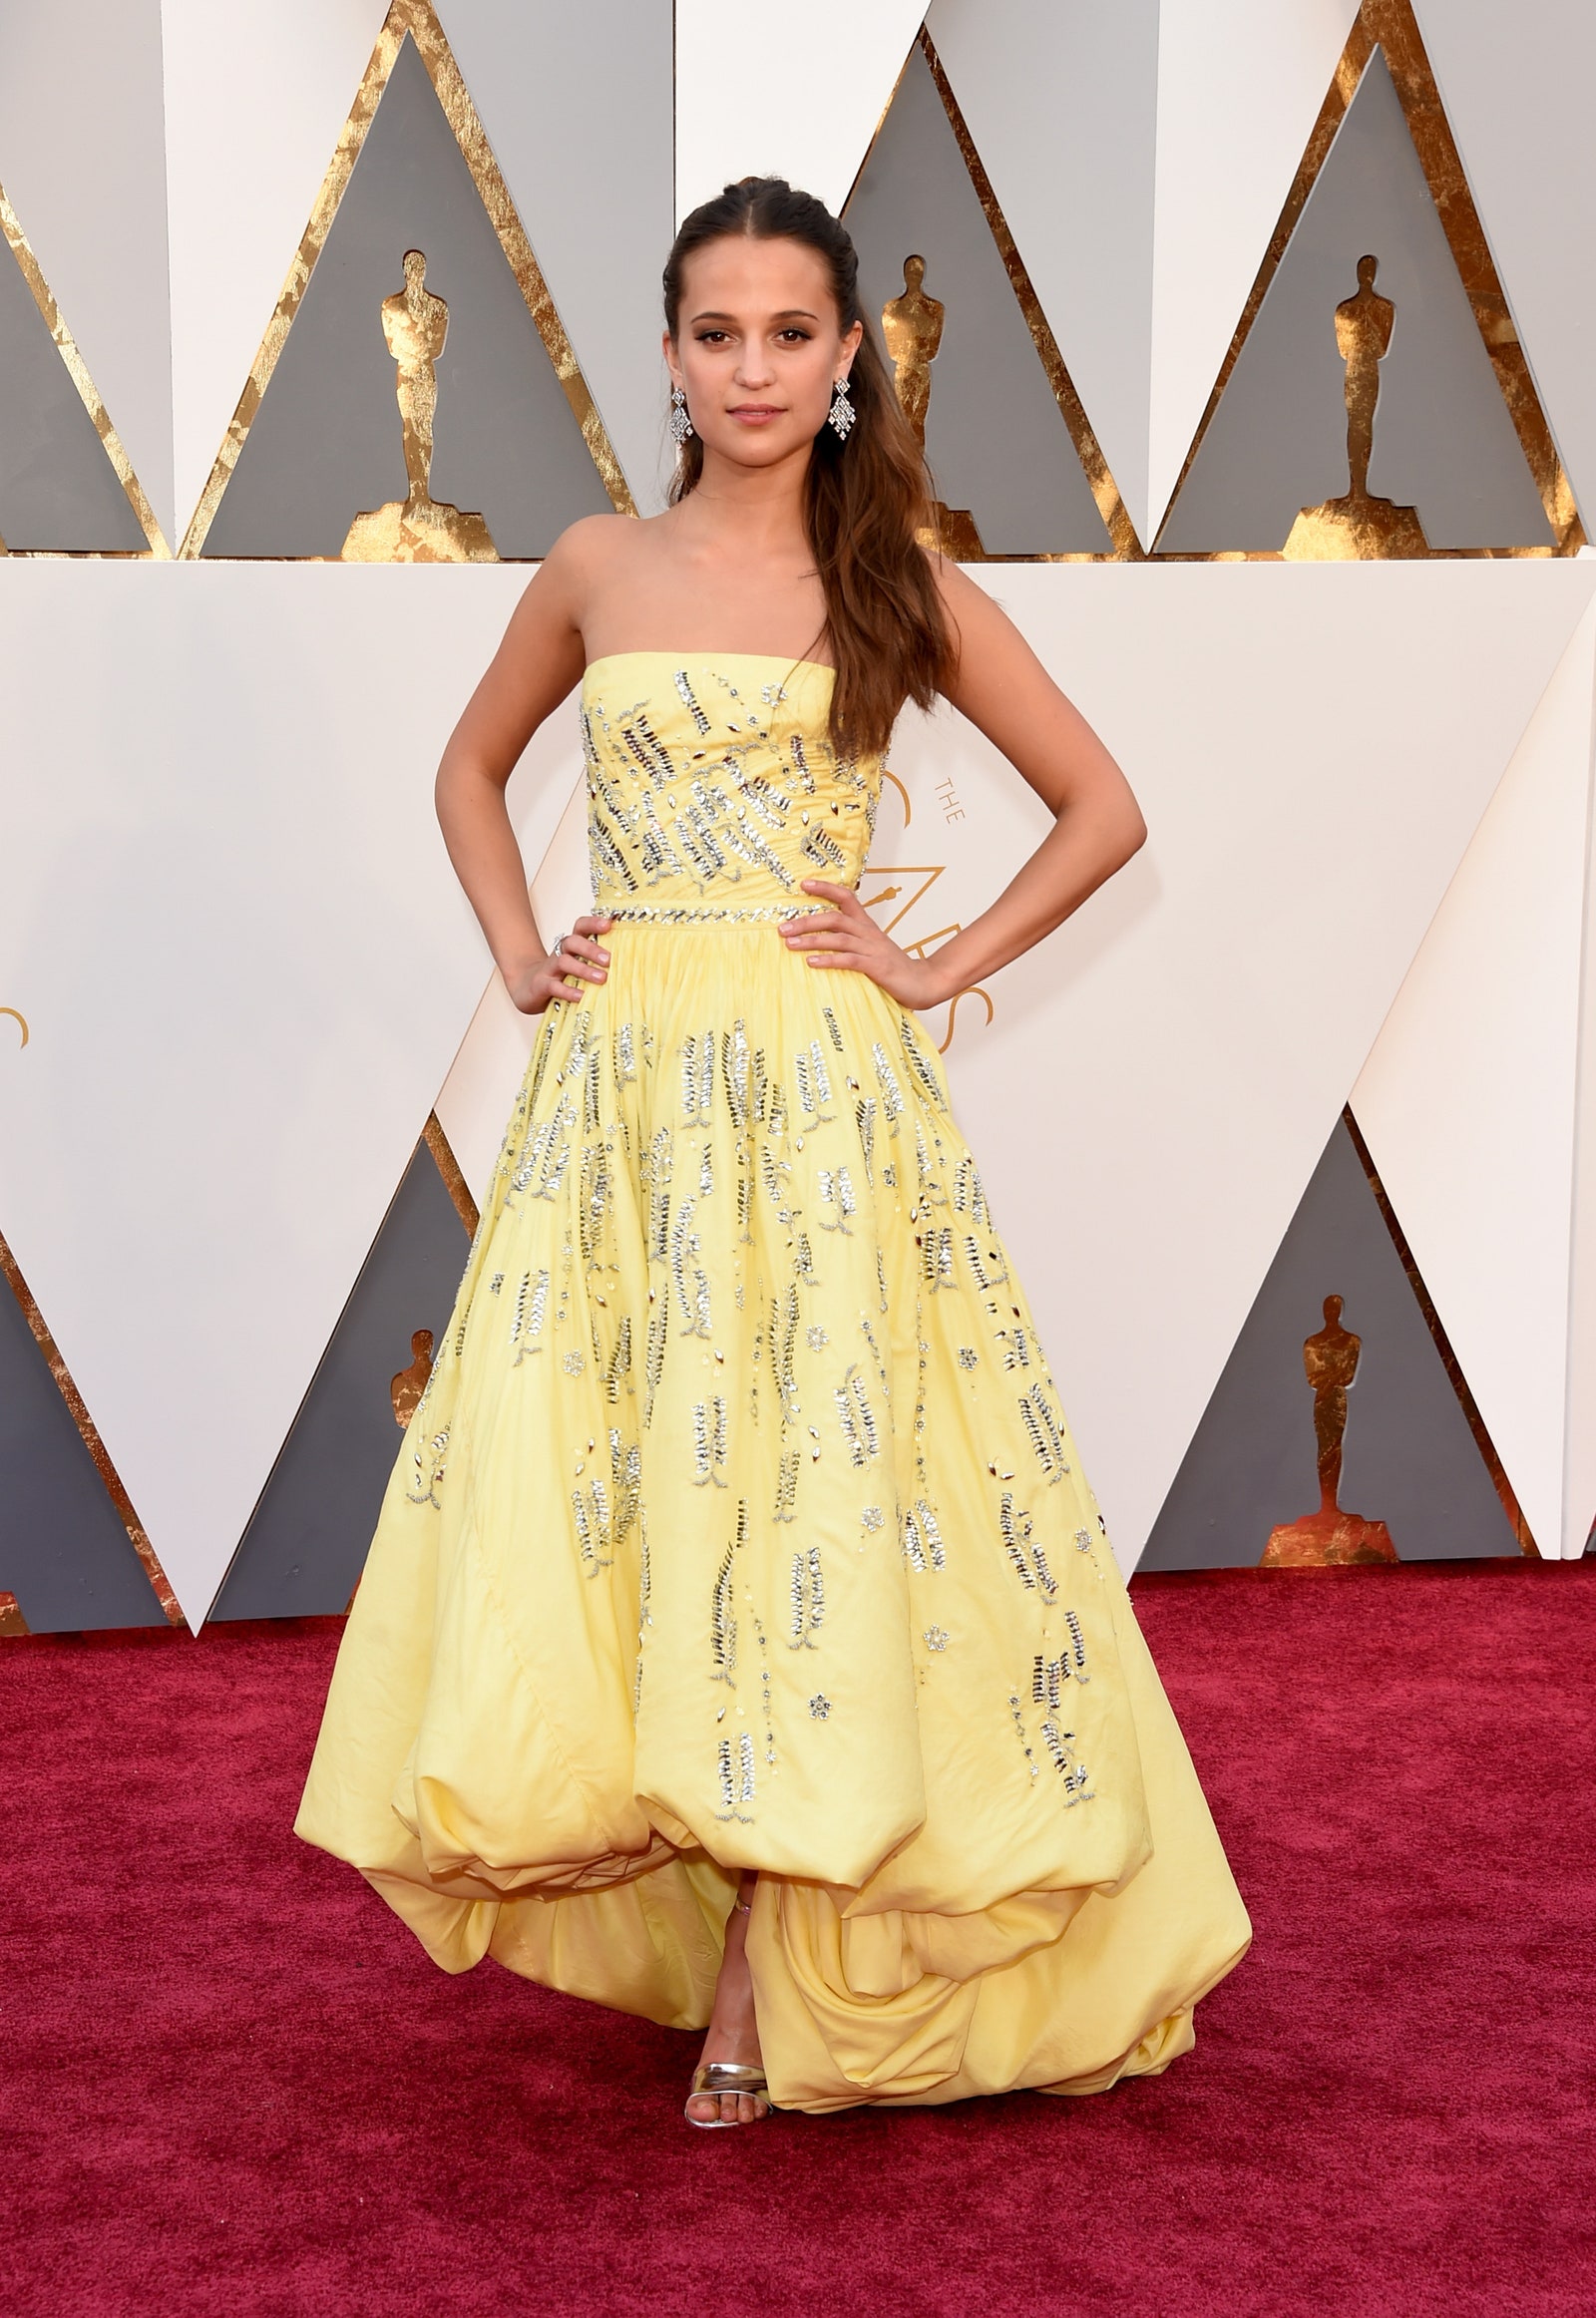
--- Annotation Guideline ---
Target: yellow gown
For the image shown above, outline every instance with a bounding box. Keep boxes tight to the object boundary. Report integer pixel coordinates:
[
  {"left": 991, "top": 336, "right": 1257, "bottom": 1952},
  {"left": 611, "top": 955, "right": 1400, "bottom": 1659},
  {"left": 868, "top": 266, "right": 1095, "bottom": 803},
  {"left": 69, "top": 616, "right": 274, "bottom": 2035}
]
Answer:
[{"left": 296, "top": 650, "right": 1250, "bottom": 2112}]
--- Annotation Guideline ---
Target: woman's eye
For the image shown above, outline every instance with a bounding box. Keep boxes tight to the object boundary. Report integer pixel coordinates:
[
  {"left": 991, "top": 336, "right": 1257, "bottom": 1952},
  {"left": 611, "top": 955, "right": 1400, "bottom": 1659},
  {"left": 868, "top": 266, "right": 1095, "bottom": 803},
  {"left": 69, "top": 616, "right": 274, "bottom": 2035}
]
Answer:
[
  {"left": 778, "top": 329, "right": 812, "bottom": 343},
  {"left": 694, "top": 330, "right": 728, "bottom": 345}
]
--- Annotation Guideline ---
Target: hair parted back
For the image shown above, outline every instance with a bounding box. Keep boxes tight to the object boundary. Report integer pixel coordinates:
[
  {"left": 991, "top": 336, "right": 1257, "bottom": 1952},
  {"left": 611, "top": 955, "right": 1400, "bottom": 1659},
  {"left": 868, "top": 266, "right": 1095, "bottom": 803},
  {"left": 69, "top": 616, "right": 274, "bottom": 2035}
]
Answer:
[{"left": 662, "top": 176, "right": 955, "bottom": 762}]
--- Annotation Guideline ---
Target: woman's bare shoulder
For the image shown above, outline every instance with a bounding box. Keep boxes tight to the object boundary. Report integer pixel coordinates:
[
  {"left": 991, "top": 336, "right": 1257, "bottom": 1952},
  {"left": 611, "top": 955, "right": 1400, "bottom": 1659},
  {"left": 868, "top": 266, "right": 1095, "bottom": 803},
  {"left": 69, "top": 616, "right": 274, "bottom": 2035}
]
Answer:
[
  {"left": 924, "top": 549, "right": 1011, "bottom": 666},
  {"left": 545, "top": 510, "right": 677, "bottom": 577},
  {"left": 540, "top": 512, "right": 639, "bottom": 582},
  {"left": 924, "top": 548, "right": 992, "bottom": 619},
  {"left": 921, "top": 550, "right": 1059, "bottom": 710}
]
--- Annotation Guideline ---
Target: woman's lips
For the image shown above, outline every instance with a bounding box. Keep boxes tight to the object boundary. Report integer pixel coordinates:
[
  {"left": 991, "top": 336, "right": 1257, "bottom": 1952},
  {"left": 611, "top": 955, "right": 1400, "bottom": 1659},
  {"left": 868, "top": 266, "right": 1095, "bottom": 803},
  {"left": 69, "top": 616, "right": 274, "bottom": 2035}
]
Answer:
[{"left": 729, "top": 405, "right": 783, "bottom": 424}]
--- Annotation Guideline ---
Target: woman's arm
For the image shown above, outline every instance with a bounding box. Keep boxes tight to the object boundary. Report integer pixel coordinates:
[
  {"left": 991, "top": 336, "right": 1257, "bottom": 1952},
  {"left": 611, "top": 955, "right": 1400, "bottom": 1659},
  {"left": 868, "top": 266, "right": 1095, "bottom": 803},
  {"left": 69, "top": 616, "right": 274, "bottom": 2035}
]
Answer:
[
  {"left": 434, "top": 519, "right": 619, "bottom": 1013},
  {"left": 781, "top": 560, "right": 1145, "bottom": 1006}
]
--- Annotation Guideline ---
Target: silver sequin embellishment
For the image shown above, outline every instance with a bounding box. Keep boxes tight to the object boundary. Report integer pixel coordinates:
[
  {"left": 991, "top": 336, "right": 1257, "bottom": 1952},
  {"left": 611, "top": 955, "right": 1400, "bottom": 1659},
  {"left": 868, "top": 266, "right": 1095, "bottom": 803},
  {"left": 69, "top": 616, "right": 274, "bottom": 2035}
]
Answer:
[
  {"left": 789, "top": 1546, "right": 825, "bottom": 1649},
  {"left": 711, "top": 1545, "right": 737, "bottom": 1686},
  {"left": 833, "top": 1364, "right": 881, "bottom": 1465},
  {"left": 1039, "top": 1720, "right": 1092, "bottom": 1801},
  {"left": 998, "top": 1491, "right": 1057, "bottom": 1600},
  {"left": 901, "top": 1497, "right": 947, "bottom": 1573},
  {"left": 1018, "top": 1386, "right": 1069, "bottom": 1480},
  {"left": 600, "top": 903, "right": 830, "bottom": 923},
  {"left": 691, "top": 1395, "right": 728, "bottom": 1486},
  {"left": 715, "top": 1731, "right": 756, "bottom": 1821}
]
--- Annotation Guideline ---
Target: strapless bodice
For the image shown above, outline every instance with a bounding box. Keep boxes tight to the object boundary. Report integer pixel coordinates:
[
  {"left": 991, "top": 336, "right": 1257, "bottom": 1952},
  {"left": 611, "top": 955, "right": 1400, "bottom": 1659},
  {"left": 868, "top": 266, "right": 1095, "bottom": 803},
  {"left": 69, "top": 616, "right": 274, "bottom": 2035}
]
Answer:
[{"left": 581, "top": 651, "right": 880, "bottom": 918}]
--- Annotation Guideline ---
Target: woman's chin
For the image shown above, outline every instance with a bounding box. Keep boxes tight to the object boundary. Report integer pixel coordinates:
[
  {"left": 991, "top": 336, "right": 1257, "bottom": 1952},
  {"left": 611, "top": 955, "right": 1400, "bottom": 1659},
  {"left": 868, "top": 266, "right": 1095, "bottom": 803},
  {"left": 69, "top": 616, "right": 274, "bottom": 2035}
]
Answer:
[{"left": 702, "top": 425, "right": 815, "bottom": 468}]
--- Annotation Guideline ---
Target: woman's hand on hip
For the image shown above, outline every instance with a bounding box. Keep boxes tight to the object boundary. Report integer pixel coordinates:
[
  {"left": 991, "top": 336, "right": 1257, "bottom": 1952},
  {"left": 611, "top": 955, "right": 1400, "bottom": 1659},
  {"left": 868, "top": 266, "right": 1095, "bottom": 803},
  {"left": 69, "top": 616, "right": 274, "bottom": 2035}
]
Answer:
[
  {"left": 504, "top": 913, "right": 613, "bottom": 1014},
  {"left": 779, "top": 881, "right": 953, "bottom": 1009}
]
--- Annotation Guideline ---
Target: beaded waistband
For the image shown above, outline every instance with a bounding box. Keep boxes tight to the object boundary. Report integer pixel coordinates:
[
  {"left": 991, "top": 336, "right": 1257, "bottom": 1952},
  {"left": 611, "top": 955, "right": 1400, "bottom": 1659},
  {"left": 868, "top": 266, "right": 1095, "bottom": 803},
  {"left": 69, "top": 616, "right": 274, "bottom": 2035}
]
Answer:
[{"left": 594, "top": 902, "right": 834, "bottom": 924}]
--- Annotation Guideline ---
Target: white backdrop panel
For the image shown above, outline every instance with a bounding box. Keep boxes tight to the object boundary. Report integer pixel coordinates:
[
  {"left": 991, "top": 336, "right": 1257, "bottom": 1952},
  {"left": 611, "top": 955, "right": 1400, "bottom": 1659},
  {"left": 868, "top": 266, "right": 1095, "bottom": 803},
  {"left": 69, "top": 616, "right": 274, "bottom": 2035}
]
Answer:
[
  {"left": 672, "top": 0, "right": 928, "bottom": 224},
  {"left": 0, "top": 560, "right": 577, "bottom": 1627},
  {"left": 927, "top": 0, "right": 1158, "bottom": 548},
  {"left": 1354, "top": 595, "right": 1596, "bottom": 1557},
  {"left": 879, "top": 561, "right": 1593, "bottom": 1570},
  {"left": 0, "top": 0, "right": 176, "bottom": 544},
  {"left": 1148, "top": 0, "right": 1362, "bottom": 542},
  {"left": 1567, "top": 728, "right": 1596, "bottom": 1562},
  {"left": 161, "top": 0, "right": 391, "bottom": 547},
  {"left": 1413, "top": 0, "right": 1596, "bottom": 532}
]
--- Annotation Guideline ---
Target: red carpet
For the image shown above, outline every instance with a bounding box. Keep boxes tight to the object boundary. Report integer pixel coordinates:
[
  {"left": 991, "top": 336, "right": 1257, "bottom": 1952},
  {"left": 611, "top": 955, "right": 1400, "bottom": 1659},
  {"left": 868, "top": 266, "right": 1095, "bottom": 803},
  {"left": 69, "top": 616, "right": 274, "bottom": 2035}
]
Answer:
[{"left": 4, "top": 1561, "right": 1593, "bottom": 2317}]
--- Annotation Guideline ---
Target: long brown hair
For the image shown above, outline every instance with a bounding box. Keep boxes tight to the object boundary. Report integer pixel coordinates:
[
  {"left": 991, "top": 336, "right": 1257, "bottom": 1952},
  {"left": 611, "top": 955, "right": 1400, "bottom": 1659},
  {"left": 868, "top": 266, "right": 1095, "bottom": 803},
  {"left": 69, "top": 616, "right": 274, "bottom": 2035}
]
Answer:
[{"left": 662, "top": 177, "right": 954, "bottom": 761}]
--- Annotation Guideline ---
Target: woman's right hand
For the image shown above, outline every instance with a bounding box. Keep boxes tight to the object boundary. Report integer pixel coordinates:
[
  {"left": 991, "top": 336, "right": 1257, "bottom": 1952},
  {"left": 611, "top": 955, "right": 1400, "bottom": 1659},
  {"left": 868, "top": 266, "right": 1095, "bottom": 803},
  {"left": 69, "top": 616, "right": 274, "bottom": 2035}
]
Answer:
[{"left": 504, "top": 914, "right": 613, "bottom": 1014}]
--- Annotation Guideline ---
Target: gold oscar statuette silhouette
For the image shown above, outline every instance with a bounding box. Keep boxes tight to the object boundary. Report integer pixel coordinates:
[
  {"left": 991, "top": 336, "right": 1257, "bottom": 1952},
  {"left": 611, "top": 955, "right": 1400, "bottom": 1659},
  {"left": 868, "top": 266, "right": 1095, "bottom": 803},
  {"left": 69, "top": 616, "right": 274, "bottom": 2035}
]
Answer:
[
  {"left": 1262, "top": 1295, "right": 1398, "bottom": 1566},
  {"left": 882, "top": 255, "right": 984, "bottom": 560},
  {"left": 1284, "top": 255, "right": 1428, "bottom": 561},
  {"left": 341, "top": 249, "right": 500, "bottom": 564},
  {"left": 390, "top": 1328, "right": 435, "bottom": 1427},
  {"left": 0, "top": 1591, "right": 30, "bottom": 1637}
]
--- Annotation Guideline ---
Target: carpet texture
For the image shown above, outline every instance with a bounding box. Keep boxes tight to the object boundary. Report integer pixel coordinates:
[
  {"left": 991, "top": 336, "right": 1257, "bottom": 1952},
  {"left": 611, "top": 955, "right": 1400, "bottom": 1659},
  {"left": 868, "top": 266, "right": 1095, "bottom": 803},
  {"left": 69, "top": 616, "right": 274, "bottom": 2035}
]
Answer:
[{"left": 3, "top": 1560, "right": 1592, "bottom": 2317}]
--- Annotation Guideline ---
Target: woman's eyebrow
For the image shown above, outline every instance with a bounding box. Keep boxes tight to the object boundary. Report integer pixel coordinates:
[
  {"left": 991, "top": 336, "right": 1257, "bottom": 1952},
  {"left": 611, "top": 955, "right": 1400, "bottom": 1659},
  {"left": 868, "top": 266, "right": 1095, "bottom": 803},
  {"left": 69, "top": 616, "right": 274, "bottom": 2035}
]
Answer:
[{"left": 687, "top": 307, "right": 822, "bottom": 324}]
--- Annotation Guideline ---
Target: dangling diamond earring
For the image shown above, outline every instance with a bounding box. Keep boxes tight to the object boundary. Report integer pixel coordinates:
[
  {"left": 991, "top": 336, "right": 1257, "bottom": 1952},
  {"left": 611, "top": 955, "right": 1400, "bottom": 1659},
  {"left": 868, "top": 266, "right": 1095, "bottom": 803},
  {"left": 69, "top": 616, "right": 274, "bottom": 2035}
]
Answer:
[
  {"left": 828, "top": 375, "right": 856, "bottom": 442},
  {"left": 669, "top": 385, "right": 693, "bottom": 446}
]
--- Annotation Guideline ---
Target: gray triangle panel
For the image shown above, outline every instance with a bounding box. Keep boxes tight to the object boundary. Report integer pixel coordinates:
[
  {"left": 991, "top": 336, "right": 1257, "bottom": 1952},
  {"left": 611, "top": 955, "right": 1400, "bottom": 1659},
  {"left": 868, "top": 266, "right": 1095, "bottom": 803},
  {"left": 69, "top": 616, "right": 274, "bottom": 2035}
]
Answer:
[
  {"left": 1157, "top": 49, "right": 1553, "bottom": 555},
  {"left": 844, "top": 46, "right": 1111, "bottom": 556},
  {"left": 200, "top": 33, "right": 611, "bottom": 559},
  {"left": 0, "top": 1265, "right": 168, "bottom": 1630},
  {"left": 208, "top": 1137, "right": 470, "bottom": 1620},
  {"left": 1140, "top": 1116, "right": 1518, "bottom": 1569},
  {"left": 0, "top": 232, "right": 148, "bottom": 552}
]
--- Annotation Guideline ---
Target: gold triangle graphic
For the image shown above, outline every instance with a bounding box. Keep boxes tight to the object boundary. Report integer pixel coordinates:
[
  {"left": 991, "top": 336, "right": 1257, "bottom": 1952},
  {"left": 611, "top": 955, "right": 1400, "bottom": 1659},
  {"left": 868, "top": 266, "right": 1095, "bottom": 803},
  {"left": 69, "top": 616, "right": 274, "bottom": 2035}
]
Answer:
[
  {"left": 0, "top": 1226, "right": 185, "bottom": 1626},
  {"left": 1154, "top": 0, "right": 1582, "bottom": 561},
  {"left": 858, "top": 861, "right": 951, "bottom": 940},
  {"left": 179, "top": 0, "right": 635, "bottom": 561},
  {"left": 919, "top": 30, "right": 1142, "bottom": 563},
  {"left": 423, "top": 1109, "right": 479, "bottom": 1235},
  {"left": 846, "top": 28, "right": 1141, "bottom": 562},
  {"left": 0, "top": 182, "right": 170, "bottom": 559}
]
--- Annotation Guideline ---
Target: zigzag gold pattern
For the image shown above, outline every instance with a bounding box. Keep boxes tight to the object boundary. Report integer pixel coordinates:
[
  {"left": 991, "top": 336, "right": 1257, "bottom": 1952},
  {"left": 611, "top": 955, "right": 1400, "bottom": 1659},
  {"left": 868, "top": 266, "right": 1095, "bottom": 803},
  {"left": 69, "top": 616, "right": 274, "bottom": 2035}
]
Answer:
[
  {"left": 178, "top": 0, "right": 635, "bottom": 560},
  {"left": 0, "top": 1227, "right": 185, "bottom": 1625},
  {"left": 1153, "top": 0, "right": 1583, "bottom": 561},
  {"left": 0, "top": 181, "right": 170, "bottom": 558}
]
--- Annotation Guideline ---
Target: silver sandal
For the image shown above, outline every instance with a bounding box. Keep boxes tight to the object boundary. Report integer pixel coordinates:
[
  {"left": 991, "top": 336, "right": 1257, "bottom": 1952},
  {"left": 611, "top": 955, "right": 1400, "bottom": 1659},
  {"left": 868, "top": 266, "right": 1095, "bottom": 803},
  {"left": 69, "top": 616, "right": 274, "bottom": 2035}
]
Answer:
[{"left": 684, "top": 2061, "right": 775, "bottom": 2127}]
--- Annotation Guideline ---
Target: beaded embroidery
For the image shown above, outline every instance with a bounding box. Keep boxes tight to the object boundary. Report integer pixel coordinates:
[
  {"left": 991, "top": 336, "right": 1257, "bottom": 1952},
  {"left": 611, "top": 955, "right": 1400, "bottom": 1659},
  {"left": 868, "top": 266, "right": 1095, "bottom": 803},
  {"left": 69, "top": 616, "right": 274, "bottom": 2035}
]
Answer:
[
  {"left": 902, "top": 1497, "right": 947, "bottom": 1573},
  {"left": 715, "top": 1731, "right": 756, "bottom": 1821},
  {"left": 788, "top": 1546, "right": 825, "bottom": 1649}
]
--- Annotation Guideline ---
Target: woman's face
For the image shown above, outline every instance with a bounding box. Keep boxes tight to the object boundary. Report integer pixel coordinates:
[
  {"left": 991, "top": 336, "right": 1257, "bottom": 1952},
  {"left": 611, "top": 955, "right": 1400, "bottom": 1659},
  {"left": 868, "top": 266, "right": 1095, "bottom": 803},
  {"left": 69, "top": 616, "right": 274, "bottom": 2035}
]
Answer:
[{"left": 665, "top": 234, "right": 863, "bottom": 471}]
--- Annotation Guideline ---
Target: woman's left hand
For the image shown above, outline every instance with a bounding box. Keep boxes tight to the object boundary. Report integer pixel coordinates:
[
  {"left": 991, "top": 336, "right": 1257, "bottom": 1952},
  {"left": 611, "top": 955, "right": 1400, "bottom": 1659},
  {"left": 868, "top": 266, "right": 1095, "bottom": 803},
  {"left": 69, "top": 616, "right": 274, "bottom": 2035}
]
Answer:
[{"left": 778, "top": 879, "right": 952, "bottom": 1009}]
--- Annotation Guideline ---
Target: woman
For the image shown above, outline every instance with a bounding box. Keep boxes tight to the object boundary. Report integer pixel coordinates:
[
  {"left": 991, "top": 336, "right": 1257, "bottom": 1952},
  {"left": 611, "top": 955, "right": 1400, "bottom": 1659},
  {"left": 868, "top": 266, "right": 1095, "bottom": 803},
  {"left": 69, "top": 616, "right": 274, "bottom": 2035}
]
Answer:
[{"left": 297, "top": 178, "right": 1249, "bottom": 2126}]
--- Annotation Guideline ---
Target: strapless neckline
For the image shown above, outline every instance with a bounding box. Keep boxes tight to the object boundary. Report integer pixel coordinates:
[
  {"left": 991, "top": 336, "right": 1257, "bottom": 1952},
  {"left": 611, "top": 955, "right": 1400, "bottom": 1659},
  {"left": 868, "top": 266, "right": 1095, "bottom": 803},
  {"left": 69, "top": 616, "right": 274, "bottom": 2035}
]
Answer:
[{"left": 583, "top": 648, "right": 835, "bottom": 687}]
